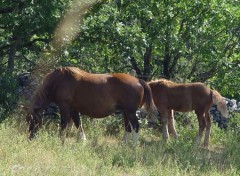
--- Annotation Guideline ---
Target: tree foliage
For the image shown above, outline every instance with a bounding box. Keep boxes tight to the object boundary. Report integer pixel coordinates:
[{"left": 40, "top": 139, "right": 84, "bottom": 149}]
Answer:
[
  {"left": 87, "top": 1, "right": 238, "bottom": 76},
  {"left": 0, "top": 0, "right": 69, "bottom": 74},
  {"left": 0, "top": 0, "right": 70, "bottom": 119},
  {"left": 0, "top": 0, "right": 240, "bottom": 117},
  {"left": 67, "top": 0, "right": 239, "bottom": 97}
]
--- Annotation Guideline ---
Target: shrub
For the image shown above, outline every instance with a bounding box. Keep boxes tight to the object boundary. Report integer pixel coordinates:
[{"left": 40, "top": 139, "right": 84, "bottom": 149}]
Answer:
[{"left": 0, "top": 73, "right": 18, "bottom": 122}]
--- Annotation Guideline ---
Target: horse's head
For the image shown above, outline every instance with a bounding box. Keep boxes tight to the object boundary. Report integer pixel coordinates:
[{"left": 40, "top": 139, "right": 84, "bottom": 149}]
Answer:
[
  {"left": 22, "top": 104, "right": 42, "bottom": 140},
  {"left": 27, "top": 111, "right": 42, "bottom": 140}
]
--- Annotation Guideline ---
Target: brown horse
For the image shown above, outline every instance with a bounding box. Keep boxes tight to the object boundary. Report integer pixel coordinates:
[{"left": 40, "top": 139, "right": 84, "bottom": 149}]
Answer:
[
  {"left": 27, "top": 67, "right": 158, "bottom": 143},
  {"left": 148, "top": 79, "right": 228, "bottom": 147}
]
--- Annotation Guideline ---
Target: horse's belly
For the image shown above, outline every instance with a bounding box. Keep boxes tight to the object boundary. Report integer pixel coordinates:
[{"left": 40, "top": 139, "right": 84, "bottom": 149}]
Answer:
[
  {"left": 172, "top": 104, "right": 193, "bottom": 112},
  {"left": 82, "top": 109, "right": 115, "bottom": 118},
  {"left": 74, "top": 103, "right": 116, "bottom": 118}
]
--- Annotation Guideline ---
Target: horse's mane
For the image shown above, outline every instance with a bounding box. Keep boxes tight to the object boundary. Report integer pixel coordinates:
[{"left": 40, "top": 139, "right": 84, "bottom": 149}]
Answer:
[
  {"left": 29, "top": 67, "right": 87, "bottom": 112},
  {"left": 59, "top": 67, "right": 87, "bottom": 77}
]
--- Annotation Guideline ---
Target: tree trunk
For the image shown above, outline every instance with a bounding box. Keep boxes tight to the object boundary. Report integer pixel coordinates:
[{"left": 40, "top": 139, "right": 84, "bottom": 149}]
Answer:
[
  {"left": 7, "top": 36, "right": 17, "bottom": 73},
  {"left": 143, "top": 44, "right": 153, "bottom": 81},
  {"left": 7, "top": 1, "right": 24, "bottom": 74},
  {"left": 129, "top": 56, "right": 142, "bottom": 78},
  {"left": 163, "top": 27, "right": 171, "bottom": 79},
  {"left": 163, "top": 42, "right": 171, "bottom": 79}
]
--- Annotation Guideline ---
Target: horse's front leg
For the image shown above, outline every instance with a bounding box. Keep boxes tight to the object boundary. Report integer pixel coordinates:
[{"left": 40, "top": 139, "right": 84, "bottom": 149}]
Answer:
[
  {"left": 160, "top": 110, "right": 169, "bottom": 140},
  {"left": 195, "top": 112, "right": 206, "bottom": 146},
  {"left": 71, "top": 111, "right": 86, "bottom": 142},
  {"left": 76, "top": 118, "right": 86, "bottom": 142},
  {"left": 203, "top": 111, "right": 211, "bottom": 147},
  {"left": 168, "top": 109, "right": 178, "bottom": 138},
  {"left": 59, "top": 104, "right": 72, "bottom": 145}
]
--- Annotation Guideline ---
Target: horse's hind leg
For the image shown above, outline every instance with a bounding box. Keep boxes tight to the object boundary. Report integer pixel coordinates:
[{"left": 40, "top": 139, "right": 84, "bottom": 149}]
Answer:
[
  {"left": 195, "top": 112, "right": 206, "bottom": 145},
  {"left": 71, "top": 111, "right": 86, "bottom": 141},
  {"left": 168, "top": 110, "right": 178, "bottom": 138},
  {"left": 203, "top": 111, "right": 211, "bottom": 147},
  {"left": 122, "top": 111, "right": 139, "bottom": 144},
  {"left": 122, "top": 117, "right": 130, "bottom": 143}
]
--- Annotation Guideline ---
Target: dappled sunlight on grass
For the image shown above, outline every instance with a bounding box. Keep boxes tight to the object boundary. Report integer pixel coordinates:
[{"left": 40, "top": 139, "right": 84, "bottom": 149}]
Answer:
[{"left": 0, "top": 113, "right": 240, "bottom": 175}]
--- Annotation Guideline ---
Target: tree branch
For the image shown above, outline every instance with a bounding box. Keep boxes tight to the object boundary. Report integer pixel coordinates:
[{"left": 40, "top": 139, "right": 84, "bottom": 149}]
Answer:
[
  {"left": 0, "top": 38, "right": 51, "bottom": 51},
  {"left": 143, "top": 44, "right": 153, "bottom": 81},
  {"left": 0, "top": 7, "right": 15, "bottom": 14}
]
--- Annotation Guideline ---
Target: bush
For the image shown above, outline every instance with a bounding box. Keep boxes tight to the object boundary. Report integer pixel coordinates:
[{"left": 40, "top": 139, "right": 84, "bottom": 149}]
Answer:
[{"left": 0, "top": 73, "right": 18, "bottom": 122}]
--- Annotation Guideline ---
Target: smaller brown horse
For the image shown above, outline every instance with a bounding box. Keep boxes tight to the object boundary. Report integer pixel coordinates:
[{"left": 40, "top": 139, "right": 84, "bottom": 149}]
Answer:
[
  {"left": 148, "top": 79, "right": 228, "bottom": 147},
  {"left": 27, "top": 67, "right": 158, "bottom": 144}
]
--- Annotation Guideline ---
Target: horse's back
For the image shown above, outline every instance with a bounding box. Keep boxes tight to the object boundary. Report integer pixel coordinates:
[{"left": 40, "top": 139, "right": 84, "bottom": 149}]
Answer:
[
  {"left": 148, "top": 80, "right": 212, "bottom": 112},
  {"left": 75, "top": 73, "right": 143, "bottom": 117}
]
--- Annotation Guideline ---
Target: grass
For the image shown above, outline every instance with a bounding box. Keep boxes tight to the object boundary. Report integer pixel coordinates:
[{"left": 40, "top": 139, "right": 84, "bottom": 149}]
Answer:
[{"left": 0, "top": 112, "right": 240, "bottom": 176}]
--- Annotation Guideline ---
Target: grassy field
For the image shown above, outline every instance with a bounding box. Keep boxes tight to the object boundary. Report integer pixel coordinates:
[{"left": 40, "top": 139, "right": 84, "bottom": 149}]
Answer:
[{"left": 0, "top": 112, "right": 240, "bottom": 176}]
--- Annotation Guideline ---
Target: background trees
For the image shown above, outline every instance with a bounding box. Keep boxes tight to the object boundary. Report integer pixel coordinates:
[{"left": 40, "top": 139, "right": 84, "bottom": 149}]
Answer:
[
  {"left": 0, "top": 0, "right": 240, "bottom": 118},
  {"left": 0, "top": 0, "right": 70, "bottom": 73},
  {"left": 0, "top": 0, "right": 70, "bottom": 120}
]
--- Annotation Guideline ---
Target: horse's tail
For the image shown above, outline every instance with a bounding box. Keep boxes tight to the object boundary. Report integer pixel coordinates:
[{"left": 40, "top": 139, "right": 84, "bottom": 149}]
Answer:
[
  {"left": 139, "top": 79, "right": 159, "bottom": 120},
  {"left": 211, "top": 90, "right": 229, "bottom": 118}
]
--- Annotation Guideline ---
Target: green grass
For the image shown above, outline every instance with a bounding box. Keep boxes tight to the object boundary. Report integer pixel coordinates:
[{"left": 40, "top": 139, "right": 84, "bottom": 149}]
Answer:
[{"left": 0, "top": 112, "right": 240, "bottom": 176}]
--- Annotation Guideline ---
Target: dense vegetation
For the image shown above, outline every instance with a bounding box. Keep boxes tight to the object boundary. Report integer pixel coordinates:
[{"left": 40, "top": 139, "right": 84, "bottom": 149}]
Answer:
[
  {"left": 0, "top": 0, "right": 240, "bottom": 175},
  {"left": 1, "top": 0, "right": 240, "bottom": 101}
]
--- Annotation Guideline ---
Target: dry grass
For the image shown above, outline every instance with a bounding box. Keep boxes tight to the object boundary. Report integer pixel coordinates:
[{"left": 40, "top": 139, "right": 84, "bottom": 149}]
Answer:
[{"left": 0, "top": 113, "right": 240, "bottom": 176}]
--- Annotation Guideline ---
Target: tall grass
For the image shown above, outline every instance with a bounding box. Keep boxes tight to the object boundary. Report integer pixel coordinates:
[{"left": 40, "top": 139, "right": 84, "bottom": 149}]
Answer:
[{"left": 0, "top": 112, "right": 240, "bottom": 176}]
